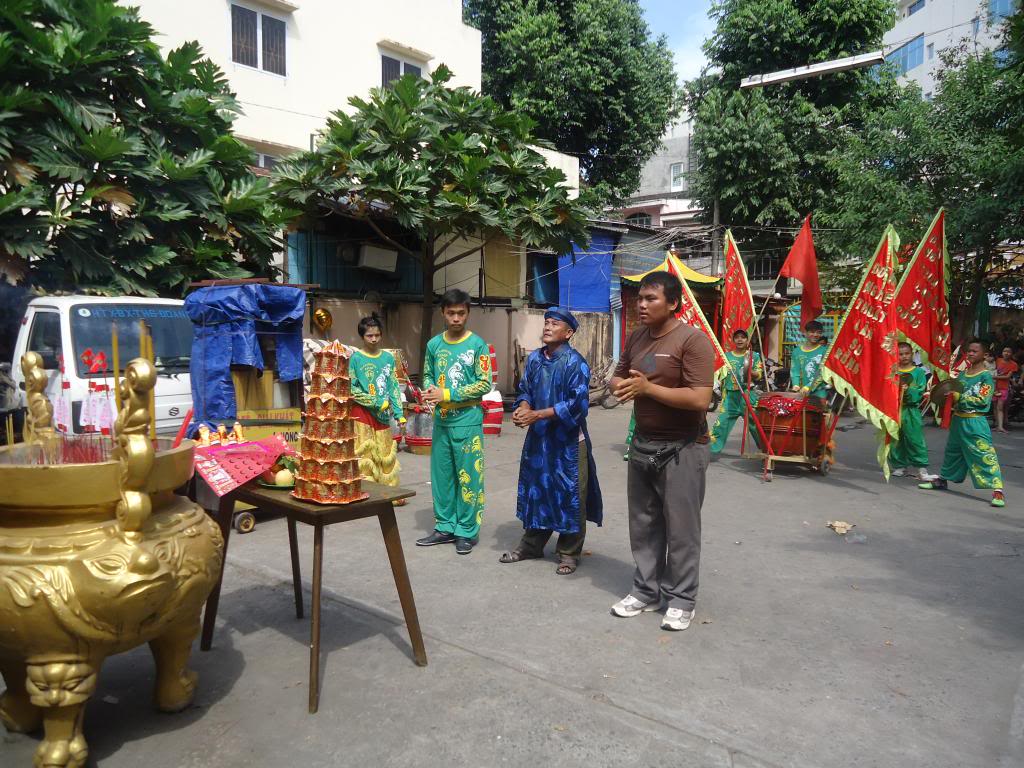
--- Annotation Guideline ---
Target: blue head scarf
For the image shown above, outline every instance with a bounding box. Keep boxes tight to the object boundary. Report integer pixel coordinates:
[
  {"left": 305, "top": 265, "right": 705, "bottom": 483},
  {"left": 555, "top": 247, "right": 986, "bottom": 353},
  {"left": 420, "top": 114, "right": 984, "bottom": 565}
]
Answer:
[{"left": 544, "top": 307, "right": 578, "bottom": 331}]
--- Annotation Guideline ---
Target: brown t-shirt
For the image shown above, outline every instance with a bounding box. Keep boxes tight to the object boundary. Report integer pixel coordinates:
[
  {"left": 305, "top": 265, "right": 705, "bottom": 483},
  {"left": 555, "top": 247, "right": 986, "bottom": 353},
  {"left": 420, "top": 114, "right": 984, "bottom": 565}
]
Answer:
[{"left": 614, "top": 321, "right": 715, "bottom": 441}]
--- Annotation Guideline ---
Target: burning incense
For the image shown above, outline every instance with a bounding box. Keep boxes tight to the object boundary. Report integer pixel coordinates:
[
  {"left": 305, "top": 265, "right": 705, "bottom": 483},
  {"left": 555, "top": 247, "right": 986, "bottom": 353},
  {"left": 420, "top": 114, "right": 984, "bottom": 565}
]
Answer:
[
  {"left": 111, "top": 323, "right": 122, "bottom": 414},
  {"left": 139, "top": 321, "right": 157, "bottom": 442}
]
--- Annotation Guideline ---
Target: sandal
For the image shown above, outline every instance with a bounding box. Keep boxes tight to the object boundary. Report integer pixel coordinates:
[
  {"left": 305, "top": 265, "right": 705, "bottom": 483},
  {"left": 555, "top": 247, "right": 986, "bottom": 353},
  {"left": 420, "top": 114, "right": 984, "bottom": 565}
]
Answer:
[
  {"left": 498, "top": 550, "right": 543, "bottom": 564},
  {"left": 555, "top": 556, "right": 578, "bottom": 575}
]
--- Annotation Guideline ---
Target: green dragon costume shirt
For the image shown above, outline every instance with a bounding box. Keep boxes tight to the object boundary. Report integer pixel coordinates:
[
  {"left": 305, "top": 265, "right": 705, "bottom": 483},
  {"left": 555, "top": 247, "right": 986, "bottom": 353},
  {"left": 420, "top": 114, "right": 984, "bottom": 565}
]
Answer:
[
  {"left": 350, "top": 349, "right": 403, "bottom": 425},
  {"left": 422, "top": 332, "right": 492, "bottom": 427}
]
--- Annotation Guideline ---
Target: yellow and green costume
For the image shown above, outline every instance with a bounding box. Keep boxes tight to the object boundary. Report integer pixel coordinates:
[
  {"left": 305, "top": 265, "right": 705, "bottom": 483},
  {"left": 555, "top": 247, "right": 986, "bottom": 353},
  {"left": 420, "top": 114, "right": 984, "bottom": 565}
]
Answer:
[
  {"left": 790, "top": 342, "right": 828, "bottom": 398},
  {"left": 710, "top": 350, "right": 762, "bottom": 454},
  {"left": 938, "top": 370, "right": 1003, "bottom": 490},
  {"left": 423, "top": 331, "right": 492, "bottom": 539},
  {"left": 889, "top": 366, "right": 930, "bottom": 470},
  {"left": 350, "top": 349, "right": 404, "bottom": 487}
]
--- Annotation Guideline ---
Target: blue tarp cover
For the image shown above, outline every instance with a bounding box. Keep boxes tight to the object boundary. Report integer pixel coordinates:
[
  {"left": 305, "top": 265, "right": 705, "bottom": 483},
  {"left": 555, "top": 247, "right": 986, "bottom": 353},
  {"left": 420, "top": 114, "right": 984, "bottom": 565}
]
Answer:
[
  {"left": 558, "top": 231, "right": 617, "bottom": 313},
  {"left": 186, "top": 284, "right": 306, "bottom": 427}
]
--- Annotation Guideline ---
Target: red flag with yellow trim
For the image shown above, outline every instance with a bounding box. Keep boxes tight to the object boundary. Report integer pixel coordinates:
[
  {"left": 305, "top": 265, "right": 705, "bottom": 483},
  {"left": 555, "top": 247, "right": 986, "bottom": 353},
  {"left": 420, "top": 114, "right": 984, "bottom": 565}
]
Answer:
[
  {"left": 893, "top": 209, "right": 952, "bottom": 377},
  {"left": 719, "top": 230, "right": 756, "bottom": 347},
  {"left": 662, "top": 258, "right": 727, "bottom": 378},
  {"left": 821, "top": 226, "right": 902, "bottom": 474}
]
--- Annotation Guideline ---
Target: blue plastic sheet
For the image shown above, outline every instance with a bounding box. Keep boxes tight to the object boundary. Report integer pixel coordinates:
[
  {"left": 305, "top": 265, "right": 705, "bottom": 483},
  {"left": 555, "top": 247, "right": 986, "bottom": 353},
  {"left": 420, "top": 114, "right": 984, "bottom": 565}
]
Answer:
[
  {"left": 186, "top": 284, "right": 306, "bottom": 428},
  {"left": 558, "top": 231, "right": 617, "bottom": 313}
]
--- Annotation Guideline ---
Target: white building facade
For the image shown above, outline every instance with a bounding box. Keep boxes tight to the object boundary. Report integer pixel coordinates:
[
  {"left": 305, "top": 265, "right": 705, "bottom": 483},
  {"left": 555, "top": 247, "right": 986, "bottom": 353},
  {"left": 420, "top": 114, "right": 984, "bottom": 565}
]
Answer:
[
  {"left": 883, "top": 0, "right": 1014, "bottom": 97},
  {"left": 615, "top": 118, "right": 700, "bottom": 229},
  {"left": 136, "top": 0, "right": 483, "bottom": 162}
]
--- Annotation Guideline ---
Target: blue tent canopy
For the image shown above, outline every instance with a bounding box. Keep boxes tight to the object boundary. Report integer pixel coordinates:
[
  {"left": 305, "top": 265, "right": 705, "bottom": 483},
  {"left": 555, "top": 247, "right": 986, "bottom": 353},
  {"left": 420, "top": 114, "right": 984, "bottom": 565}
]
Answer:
[{"left": 186, "top": 284, "right": 306, "bottom": 428}]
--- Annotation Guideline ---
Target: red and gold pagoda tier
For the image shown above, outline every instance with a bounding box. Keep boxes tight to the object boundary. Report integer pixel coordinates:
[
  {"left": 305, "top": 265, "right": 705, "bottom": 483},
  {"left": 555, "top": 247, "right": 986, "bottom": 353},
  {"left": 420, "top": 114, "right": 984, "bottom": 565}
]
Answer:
[{"left": 292, "top": 341, "right": 368, "bottom": 505}]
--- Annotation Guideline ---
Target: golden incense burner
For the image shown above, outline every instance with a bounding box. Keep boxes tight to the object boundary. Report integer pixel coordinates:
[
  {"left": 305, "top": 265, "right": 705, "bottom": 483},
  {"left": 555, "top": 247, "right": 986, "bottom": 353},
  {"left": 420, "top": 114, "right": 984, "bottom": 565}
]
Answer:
[{"left": 0, "top": 355, "right": 223, "bottom": 768}]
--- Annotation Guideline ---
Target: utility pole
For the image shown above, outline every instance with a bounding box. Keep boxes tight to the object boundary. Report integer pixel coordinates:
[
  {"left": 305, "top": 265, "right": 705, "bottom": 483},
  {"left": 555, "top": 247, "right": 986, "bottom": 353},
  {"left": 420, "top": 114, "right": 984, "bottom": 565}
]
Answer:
[{"left": 711, "top": 198, "right": 721, "bottom": 275}]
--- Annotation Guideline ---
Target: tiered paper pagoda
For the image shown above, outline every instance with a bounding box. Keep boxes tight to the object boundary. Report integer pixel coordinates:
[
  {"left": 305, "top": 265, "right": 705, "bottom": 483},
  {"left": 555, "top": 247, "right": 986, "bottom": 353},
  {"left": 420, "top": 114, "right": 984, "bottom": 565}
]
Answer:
[{"left": 292, "top": 341, "right": 368, "bottom": 504}]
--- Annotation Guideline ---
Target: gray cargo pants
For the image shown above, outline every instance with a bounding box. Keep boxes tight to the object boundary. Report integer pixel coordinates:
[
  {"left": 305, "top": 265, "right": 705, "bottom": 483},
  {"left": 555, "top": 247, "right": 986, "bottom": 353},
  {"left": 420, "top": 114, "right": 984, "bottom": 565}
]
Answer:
[{"left": 626, "top": 432, "right": 710, "bottom": 612}]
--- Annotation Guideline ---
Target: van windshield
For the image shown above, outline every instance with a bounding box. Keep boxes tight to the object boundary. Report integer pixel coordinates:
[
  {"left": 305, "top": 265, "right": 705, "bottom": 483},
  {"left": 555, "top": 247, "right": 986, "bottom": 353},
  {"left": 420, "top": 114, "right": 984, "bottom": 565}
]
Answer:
[{"left": 69, "top": 304, "right": 192, "bottom": 378}]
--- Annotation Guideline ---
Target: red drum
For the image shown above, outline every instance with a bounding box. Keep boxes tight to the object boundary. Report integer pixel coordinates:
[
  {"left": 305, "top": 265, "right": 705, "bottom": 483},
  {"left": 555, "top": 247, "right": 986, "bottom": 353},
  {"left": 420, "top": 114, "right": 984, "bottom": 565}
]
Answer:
[{"left": 755, "top": 392, "right": 825, "bottom": 457}]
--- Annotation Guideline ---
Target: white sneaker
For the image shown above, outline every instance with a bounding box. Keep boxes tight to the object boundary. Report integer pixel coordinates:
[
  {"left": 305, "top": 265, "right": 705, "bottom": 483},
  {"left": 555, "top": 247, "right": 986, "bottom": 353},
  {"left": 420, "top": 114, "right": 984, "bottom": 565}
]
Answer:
[
  {"left": 891, "top": 468, "right": 907, "bottom": 477},
  {"left": 918, "top": 470, "right": 938, "bottom": 482},
  {"left": 610, "top": 594, "right": 664, "bottom": 618},
  {"left": 661, "top": 607, "right": 695, "bottom": 631}
]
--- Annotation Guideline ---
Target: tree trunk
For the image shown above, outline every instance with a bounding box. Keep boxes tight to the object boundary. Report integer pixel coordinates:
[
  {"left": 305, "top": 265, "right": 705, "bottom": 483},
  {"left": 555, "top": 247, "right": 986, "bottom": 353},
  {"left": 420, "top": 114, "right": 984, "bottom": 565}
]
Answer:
[
  {"left": 418, "top": 242, "right": 435, "bottom": 381},
  {"left": 952, "top": 253, "right": 989, "bottom": 344}
]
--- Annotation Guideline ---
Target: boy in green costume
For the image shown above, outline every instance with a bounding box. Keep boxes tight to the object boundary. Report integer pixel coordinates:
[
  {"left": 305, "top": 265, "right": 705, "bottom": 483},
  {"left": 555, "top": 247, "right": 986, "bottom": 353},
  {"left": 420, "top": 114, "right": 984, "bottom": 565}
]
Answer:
[
  {"left": 349, "top": 314, "right": 405, "bottom": 492},
  {"left": 889, "top": 342, "right": 935, "bottom": 481},
  {"left": 710, "top": 329, "right": 762, "bottom": 454},
  {"left": 789, "top": 319, "right": 828, "bottom": 399},
  {"left": 919, "top": 340, "right": 1005, "bottom": 507},
  {"left": 416, "top": 289, "right": 493, "bottom": 554}
]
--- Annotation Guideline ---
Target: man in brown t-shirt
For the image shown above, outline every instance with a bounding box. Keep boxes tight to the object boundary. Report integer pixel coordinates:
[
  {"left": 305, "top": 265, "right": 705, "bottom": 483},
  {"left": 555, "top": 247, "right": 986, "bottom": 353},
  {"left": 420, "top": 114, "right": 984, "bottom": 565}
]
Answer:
[{"left": 610, "top": 270, "right": 714, "bottom": 631}]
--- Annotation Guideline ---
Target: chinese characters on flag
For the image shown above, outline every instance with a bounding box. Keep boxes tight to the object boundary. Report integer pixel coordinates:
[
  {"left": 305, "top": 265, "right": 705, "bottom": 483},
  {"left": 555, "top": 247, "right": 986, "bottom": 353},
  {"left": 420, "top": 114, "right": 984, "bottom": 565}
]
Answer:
[
  {"left": 720, "top": 231, "right": 755, "bottom": 344},
  {"left": 822, "top": 226, "right": 902, "bottom": 442},
  {"left": 664, "top": 256, "right": 727, "bottom": 377},
  {"left": 893, "top": 209, "right": 952, "bottom": 376}
]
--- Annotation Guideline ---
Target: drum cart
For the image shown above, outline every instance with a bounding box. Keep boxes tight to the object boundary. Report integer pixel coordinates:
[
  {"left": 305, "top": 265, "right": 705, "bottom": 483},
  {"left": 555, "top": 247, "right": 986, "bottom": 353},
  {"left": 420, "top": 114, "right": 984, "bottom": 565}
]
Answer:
[{"left": 742, "top": 391, "right": 844, "bottom": 482}]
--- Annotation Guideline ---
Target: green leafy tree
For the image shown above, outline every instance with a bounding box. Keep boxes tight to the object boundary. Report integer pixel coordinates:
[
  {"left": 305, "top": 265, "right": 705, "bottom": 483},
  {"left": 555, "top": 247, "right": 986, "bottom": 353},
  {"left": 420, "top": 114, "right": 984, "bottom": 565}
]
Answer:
[
  {"left": 818, "top": 48, "right": 1024, "bottom": 336},
  {"left": 687, "top": 0, "right": 894, "bottom": 250},
  {"left": 0, "top": 0, "right": 282, "bottom": 295},
  {"left": 272, "top": 68, "right": 590, "bottom": 363},
  {"left": 463, "top": 0, "right": 681, "bottom": 206}
]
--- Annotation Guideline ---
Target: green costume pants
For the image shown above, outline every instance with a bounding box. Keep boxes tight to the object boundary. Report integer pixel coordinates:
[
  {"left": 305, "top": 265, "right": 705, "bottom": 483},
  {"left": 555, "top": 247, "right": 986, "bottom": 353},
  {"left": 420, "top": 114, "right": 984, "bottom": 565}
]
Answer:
[
  {"left": 710, "top": 389, "right": 760, "bottom": 454},
  {"left": 940, "top": 414, "right": 1003, "bottom": 490},
  {"left": 430, "top": 424, "right": 485, "bottom": 539},
  {"left": 890, "top": 406, "right": 929, "bottom": 468}
]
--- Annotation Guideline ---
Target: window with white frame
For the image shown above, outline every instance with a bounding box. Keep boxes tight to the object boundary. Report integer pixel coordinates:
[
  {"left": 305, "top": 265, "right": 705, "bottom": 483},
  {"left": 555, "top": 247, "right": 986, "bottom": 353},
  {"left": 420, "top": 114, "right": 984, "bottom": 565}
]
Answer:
[
  {"left": 381, "top": 54, "right": 424, "bottom": 88},
  {"left": 907, "top": 0, "right": 925, "bottom": 15},
  {"left": 669, "top": 162, "right": 685, "bottom": 192},
  {"left": 626, "top": 213, "right": 652, "bottom": 227},
  {"left": 990, "top": 0, "right": 1014, "bottom": 21},
  {"left": 231, "top": 4, "right": 287, "bottom": 76}
]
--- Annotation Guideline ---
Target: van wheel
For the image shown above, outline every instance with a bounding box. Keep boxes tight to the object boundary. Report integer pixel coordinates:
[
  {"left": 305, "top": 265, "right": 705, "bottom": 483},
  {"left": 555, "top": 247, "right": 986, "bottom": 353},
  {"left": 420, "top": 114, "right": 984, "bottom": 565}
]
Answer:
[{"left": 234, "top": 511, "right": 256, "bottom": 534}]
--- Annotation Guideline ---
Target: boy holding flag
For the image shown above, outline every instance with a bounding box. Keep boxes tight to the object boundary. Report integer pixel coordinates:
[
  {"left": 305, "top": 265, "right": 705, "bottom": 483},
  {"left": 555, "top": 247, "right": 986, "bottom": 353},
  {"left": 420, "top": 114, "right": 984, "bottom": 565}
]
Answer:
[
  {"left": 889, "top": 342, "right": 935, "bottom": 481},
  {"left": 710, "top": 329, "right": 762, "bottom": 455}
]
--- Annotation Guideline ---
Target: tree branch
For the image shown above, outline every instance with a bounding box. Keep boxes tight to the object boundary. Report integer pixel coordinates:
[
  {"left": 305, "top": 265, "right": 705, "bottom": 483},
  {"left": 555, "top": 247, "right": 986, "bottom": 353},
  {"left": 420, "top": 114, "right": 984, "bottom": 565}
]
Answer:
[
  {"left": 361, "top": 214, "right": 418, "bottom": 258},
  {"left": 434, "top": 236, "right": 494, "bottom": 271},
  {"left": 434, "top": 233, "right": 462, "bottom": 259}
]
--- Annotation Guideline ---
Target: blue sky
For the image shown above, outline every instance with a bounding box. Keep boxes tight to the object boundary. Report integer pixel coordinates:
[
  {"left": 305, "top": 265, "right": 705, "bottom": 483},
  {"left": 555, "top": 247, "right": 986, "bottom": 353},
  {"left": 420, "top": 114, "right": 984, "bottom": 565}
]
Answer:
[{"left": 638, "top": 0, "right": 715, "bottom": 83}]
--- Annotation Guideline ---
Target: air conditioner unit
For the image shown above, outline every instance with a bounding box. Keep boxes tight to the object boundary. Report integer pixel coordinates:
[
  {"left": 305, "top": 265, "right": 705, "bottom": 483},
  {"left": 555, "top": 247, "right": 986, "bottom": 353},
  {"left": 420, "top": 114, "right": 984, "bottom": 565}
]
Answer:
[{"left": 358, "top": 244, "right": 399, "bottom": 273}]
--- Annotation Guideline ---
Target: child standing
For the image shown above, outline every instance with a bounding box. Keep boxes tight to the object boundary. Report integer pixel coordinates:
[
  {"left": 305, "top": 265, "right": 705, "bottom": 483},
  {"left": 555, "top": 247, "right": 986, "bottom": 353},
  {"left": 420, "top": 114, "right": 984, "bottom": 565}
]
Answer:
[
  {"left": 416, "top": 289, "right": 493, "bottom": 555},
  {"left": 349, "top": 314, "right": 405, "bottom": 493},
  {"left": 710, "top": 329, "right": 762, "bottom": 455},
  {"left": 789, "top": 320, "right": 828, "bottom": 399},
  {"left": 889, "top": 342, "right": 935, "bottom": 481},
  {"left": 919, "top": 339, "right": 1005, "bottom": 507},
  {"left": 994, "top": 346, "right": 1019, "bottom": 433}
]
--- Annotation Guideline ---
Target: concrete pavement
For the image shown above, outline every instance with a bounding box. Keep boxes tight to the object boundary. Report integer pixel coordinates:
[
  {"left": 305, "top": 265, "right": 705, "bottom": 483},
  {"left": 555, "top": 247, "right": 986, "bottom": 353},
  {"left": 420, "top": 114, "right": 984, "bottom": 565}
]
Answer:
[{"left": 4, "top": 406, "right": 1023, "bottom": 767}]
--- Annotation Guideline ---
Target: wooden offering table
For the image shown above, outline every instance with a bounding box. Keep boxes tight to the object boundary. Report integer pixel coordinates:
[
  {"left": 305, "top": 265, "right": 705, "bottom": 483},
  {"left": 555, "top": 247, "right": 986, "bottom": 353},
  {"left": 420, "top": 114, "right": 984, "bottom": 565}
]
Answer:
[{"left": 200, "top": 481, "right": 425, "bottom": 713}]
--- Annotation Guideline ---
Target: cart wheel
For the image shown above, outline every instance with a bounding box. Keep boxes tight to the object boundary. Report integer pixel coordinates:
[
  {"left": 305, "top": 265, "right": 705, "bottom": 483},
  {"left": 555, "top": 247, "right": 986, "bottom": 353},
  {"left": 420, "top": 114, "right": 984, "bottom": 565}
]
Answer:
[
  {"left": 819, "top": 459, "right": 832, "bottom": 476},
  {"left": 234, "top": 511, "right": 256, "bottom": 534},
  {"left": 600, "top": 391, "right": 620, "bottom": 409}
]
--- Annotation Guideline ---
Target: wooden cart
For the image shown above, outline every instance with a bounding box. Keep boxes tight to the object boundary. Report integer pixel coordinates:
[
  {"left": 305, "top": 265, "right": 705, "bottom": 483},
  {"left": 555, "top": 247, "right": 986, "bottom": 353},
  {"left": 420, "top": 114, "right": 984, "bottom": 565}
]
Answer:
[{"left": 744, "top": 391, "right": 842, "bottom": 482}]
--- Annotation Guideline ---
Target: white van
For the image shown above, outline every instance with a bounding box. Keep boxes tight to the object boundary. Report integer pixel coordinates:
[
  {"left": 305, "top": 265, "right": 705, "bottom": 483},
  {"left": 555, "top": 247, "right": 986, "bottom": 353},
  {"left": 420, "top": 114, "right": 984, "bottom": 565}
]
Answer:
[{"left": 11, "top": 296, "right": 193, "bottom": 435}]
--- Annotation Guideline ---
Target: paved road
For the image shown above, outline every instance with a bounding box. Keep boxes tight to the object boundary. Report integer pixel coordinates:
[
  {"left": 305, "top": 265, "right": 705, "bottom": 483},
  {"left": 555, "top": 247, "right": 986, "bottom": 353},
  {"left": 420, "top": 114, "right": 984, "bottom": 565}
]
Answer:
[{"left": 4, "top": 407, "right": 1023, "bottom": 767}]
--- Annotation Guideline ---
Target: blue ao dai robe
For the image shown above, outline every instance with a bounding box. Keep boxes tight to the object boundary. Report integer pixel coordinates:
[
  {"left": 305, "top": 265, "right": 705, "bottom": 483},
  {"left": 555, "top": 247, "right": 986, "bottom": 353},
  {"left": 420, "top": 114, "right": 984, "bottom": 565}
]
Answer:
[{"left": 514, "top": 344, "right": 603, "bottom": 533}]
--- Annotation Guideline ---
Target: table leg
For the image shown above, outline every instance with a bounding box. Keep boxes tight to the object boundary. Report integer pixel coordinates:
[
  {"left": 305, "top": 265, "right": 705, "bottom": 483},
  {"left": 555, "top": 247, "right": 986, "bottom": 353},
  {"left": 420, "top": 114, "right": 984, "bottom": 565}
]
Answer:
[
  {"left": 201, "top": 494, "right": 236, "bottom": 651},
  {"left": 378, "top": 506, "right": 428, "bottom": 667},
  {"left": 309, "top": 523, "right": 324, "bottom": 714},
  {"left": 287, "top": 517, "right": 304, "bottom": 619}
]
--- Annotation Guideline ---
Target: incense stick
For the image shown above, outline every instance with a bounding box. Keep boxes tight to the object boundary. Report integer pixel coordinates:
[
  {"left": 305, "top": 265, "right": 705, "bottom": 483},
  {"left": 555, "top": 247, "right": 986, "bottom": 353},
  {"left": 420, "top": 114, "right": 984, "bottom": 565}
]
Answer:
[{"left": 111, "top": 323, "right": 122, "bottom": 415}]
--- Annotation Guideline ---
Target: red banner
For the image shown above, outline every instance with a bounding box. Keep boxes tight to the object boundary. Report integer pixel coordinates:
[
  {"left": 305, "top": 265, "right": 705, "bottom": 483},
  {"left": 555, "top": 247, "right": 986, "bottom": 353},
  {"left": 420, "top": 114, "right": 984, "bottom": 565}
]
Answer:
[
  {"left": 720, "top": 231, "right": 755, "bottom": 345},
  {"left": 664, "top": 258, "right": 727, "bottom": 376},
  {"left": 822, "top": 226, "right": 902, "bottom": 440},
  {"left": 893, "top": 209, "right": 951, "bottom": 376}
]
